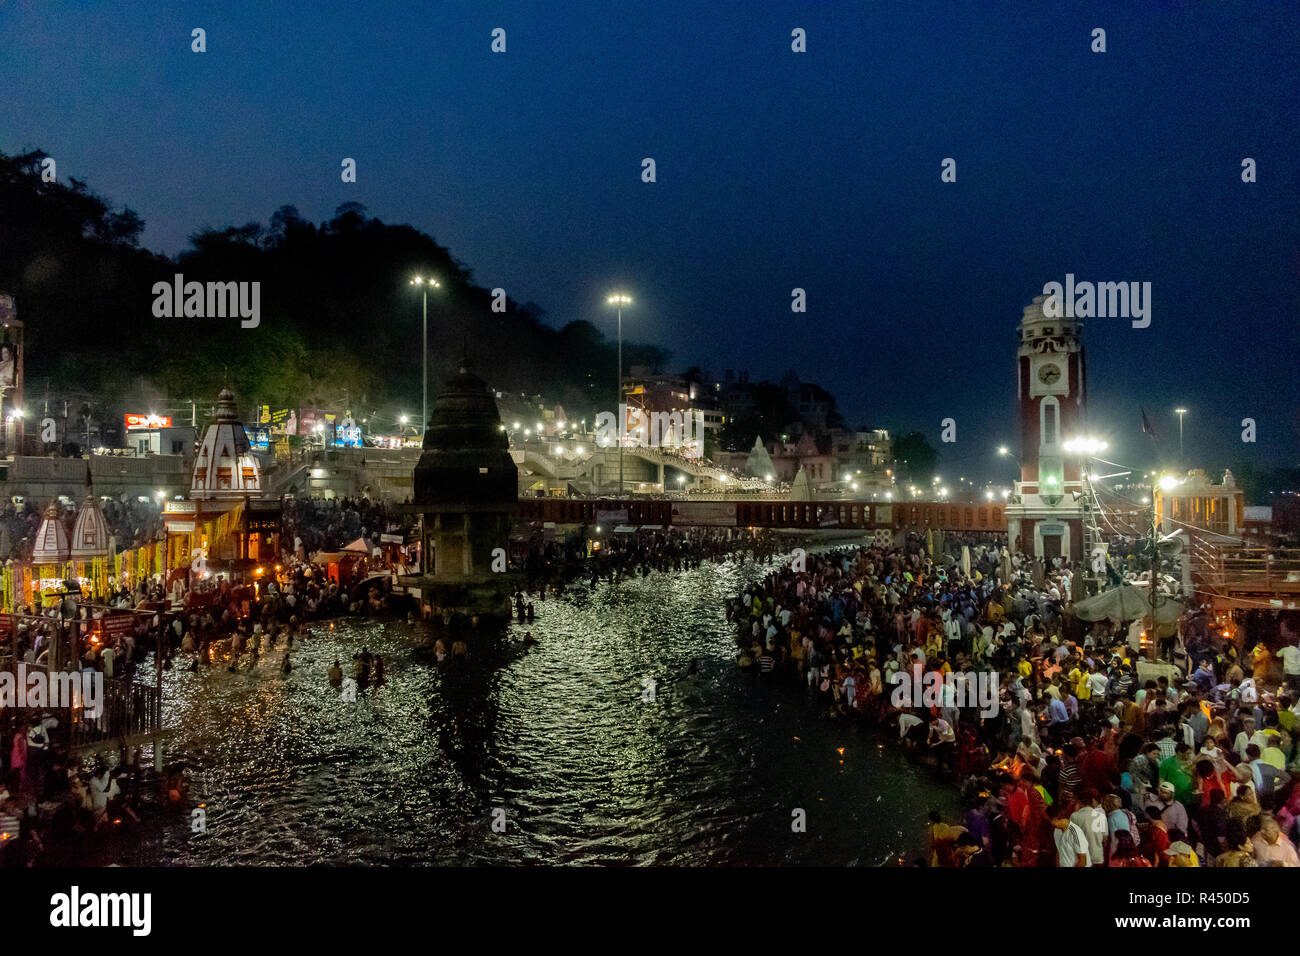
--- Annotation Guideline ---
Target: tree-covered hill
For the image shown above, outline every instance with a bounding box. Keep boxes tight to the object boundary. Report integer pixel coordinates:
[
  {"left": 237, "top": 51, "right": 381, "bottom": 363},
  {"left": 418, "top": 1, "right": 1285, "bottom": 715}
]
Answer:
[{"left": 0, "top": 149, "right": 667, "bottom": 422}]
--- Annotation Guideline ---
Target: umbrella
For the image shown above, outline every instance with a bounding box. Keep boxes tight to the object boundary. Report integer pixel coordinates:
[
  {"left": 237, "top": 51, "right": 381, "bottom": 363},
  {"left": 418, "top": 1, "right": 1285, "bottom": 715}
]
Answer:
[
  {"left": 1072, "top": 584, "right": 1182, "bottom": 625},
  {"left": 342, "top": 537, "right": 370, "bottom": 554}
]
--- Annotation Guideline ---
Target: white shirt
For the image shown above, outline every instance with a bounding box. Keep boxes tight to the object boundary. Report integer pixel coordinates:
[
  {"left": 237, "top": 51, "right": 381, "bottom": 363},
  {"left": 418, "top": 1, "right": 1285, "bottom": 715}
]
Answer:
[
  {"left": 1281, "top": 645, "right": 1300, "bottom": 676},
  {"left": 898, "top": 713, "right": 923, "bottom": 738},
  {"left": 1054, "top": 821, "right": 1092, "bottom": 868},
  {"left": 89, "top": 773, "right": 119, "bottom": 811},
  {"left": 1233, "top": 731, "right": 1255, "bottom": 760},
  {"left": 1070, "top": 806, "right": 1108, "bottom": 864},
  {"left": 938, "top": 680, "right": 958, "bottom": 708},
  {"left": 932, "top": 719, "right": 955, "bottom": 743},
  {"left": 1240, "top": 678, "right": 1258, "bottom": 704}
]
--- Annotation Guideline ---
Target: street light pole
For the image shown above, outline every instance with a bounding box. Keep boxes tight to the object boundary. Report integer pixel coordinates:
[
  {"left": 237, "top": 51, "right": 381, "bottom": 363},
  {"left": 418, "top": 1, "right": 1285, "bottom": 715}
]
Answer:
[
  {"left": 422, "top": 286, "right": 428, "bottom": 429},
  {"left": 607, "top": 294, "right": 632, "bottom": 497},
  {"left": 1175, "top": 408, "right": 1187, "bottom": 464},
  {"left": 410, "top": 276, "right": 441, "bottom": 432},
  {"left": 617, "top": 303, "right": 623, "bottom": 497}
]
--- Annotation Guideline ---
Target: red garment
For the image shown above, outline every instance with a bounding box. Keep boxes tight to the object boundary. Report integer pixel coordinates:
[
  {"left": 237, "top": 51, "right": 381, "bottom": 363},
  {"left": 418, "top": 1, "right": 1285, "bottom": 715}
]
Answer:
[
  {"left": 1143, "top": 823, "right": 1170, "bottom": 867},
  {"left": 1017, "top": 786, "right": 1048, "bottom": 866},
  {"left": 1199, "top": 776, "right": 1228, "bottom": 807},
  {"left": 1007, "top": 787, "right": 1028, "bottom": 830},
  {"left": 1081, "top": 747, "right": 1116, "bottom": 793}
]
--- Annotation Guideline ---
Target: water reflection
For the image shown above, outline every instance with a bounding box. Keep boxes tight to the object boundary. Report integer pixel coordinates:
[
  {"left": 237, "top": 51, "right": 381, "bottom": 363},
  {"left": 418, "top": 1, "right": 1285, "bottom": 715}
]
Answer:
[{"left": 154, "top": 554, "right": 956, "bottom": 865}]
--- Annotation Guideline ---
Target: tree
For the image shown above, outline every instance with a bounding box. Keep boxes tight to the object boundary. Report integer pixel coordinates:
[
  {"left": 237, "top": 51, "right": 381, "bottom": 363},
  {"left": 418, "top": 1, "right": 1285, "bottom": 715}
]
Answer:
[
  {"left": 0, "top": 148, "right": 671, "bottom": 423},
  {"left": 892, "top": 431, "right": 938, "bottom": 484},
  {"left": 718, "top": 383, "right": 797, "bottom": 451}
]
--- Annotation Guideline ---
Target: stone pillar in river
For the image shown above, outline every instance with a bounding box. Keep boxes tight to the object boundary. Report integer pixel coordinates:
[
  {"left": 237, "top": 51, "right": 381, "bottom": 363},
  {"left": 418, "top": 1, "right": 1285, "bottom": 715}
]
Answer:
[{"left": 410, "top": 357, "right": 520, "bottom": 618}]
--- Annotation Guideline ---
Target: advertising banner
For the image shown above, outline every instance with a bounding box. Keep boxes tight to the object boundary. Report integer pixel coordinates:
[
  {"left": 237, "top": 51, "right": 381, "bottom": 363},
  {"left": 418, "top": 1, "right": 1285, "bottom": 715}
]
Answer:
[{"left": 124, "top": 413, "right": 172, "bottom": 429}]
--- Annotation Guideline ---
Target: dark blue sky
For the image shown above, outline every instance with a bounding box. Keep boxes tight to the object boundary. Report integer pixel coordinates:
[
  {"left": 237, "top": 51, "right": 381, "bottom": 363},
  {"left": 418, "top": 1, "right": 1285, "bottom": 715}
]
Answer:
[{"left": 3, "top": 0, "right": 1297, "bottom": 483}]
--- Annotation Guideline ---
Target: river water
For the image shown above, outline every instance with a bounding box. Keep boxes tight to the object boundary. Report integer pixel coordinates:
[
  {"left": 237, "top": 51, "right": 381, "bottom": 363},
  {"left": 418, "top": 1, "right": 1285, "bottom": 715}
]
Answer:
[{"left": 150, "top": 551, "right": 956, "bottom": 865}]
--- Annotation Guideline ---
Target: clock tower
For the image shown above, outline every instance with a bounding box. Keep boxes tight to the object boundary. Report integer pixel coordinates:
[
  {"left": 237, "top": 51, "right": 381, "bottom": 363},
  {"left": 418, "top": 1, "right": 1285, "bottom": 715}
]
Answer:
[{"left": 1006, "top": 294, "right": 1087, "bottom": 563}]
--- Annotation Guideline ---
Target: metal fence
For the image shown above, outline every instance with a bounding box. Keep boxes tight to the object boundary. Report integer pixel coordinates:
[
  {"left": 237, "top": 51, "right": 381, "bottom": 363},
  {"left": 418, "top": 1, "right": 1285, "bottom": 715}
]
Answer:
[
  {"left": 0, "top": 656, "right": 162, "bottom": 754},
  {"left": 66, "top": 676, "right": 162, "bottom": 752}
]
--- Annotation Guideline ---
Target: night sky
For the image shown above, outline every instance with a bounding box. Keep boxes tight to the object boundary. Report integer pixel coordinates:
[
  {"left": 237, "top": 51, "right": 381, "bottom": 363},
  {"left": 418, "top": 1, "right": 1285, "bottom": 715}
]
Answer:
[{"left": 3, "top": 0, "right": 1296, "bottom": 484}]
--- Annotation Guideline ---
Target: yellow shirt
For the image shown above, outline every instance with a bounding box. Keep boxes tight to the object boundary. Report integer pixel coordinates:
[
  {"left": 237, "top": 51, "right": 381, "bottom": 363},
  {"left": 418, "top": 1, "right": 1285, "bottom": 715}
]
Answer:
[
  {"left": 1262, "top": 747, "right": 1286, "bottom": 771},
  {"left": 1074, "top": 671, "right": 1091, "bottom": 700}
]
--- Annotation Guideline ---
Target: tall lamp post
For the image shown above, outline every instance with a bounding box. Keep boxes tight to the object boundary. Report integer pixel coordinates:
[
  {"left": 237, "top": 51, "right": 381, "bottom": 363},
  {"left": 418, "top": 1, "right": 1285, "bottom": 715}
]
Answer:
[
  {"left": 606, "top": 293, "right": 632, "bottom": 497},
  {"left": 1174, "top": 408, "right": 1187, "bottom": 464},
  {"left": 409, "top": 275, "right": 442, "bottom": 430}
]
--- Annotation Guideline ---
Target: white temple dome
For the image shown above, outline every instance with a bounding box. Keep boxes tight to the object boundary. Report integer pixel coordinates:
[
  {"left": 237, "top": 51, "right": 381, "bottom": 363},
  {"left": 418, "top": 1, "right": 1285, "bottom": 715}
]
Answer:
[
  {"left": 191, "top": 387, "right": 261, "bottom": 500},
  {"left": 70, "top": 493, "right": 112, "bottom": 559},
  {"left": 32, "top": 502, "right": 71, "bottom": 565}
]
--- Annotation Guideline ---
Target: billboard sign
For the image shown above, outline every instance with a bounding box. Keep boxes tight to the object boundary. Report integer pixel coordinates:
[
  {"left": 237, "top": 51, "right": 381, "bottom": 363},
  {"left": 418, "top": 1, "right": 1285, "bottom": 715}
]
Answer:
[
  {"left": 336, "top": 416, "right": 362, "bottom": 447},
  {"left": 125, "top": 413, "right": 173, "bottom": 430}
]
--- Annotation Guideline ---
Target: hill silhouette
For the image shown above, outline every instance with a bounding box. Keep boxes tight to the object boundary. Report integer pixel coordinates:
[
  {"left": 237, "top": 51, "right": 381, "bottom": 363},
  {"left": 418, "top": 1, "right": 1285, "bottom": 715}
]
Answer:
[{"left": 0, "top": 148, "right": 668, "bottom": 425}]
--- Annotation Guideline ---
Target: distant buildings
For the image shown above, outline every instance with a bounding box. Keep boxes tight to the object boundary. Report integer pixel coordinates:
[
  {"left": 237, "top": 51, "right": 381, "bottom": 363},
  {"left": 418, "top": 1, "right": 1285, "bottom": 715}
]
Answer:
[
  {"left": 622, "top": 367, "right": 724, "bottom": 453},
  {"left": 638, "top": 366, "right": 896, "bottom": 492}
]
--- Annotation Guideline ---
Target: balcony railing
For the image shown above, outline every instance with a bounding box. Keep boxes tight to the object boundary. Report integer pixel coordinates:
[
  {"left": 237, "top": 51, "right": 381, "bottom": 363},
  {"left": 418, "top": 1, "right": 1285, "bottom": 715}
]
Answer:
[{"left": 1195, "top": 547, "right": 1300, "bottom": 592}]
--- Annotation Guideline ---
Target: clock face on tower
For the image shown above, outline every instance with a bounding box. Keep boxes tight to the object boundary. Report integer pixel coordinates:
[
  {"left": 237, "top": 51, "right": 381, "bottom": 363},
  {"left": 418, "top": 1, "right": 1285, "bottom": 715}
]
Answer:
[{"left": 1038, "top": 363, "right": 1062, "bottom": 385}]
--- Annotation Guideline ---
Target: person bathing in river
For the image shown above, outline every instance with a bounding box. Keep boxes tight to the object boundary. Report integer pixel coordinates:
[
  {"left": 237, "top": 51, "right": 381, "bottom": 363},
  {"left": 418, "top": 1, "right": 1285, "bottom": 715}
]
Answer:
[{"left": 328, "top": 660, "right": 343, "bottom": 687}]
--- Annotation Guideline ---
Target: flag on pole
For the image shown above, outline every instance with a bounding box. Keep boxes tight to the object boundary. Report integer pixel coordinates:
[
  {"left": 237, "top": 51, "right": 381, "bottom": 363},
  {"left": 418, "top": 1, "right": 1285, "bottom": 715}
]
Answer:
[{"left": 1140, "top": 408, "right": 1158, "bottom": 440}]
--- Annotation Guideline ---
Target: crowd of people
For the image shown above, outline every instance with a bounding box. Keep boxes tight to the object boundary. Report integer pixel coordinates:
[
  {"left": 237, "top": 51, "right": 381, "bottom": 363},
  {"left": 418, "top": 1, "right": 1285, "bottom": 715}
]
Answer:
[
  {"left": 281, "top": 495, "right": 396, "bottom": 558},
  {"left": 0, "top": 493, "right": 417, "bottom": 866},
  {"left": 731, "top": 534, "right": 1300, "bottom": 867},
  {"left": 520, "top": 526, "right": 783, "bottom": 595}
]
